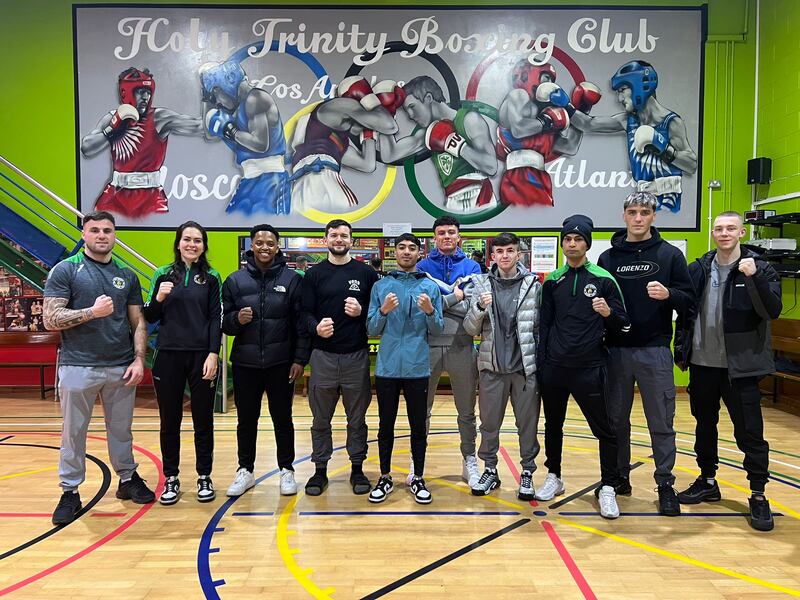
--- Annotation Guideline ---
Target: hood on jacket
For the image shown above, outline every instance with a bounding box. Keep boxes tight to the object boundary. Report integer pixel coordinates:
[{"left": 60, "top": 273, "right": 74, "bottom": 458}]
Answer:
[
  {"left": 694, "top": 244, "right": 767, "bottom": 270},
  {"left": 610, "top": 226, "right": 664, "bottom": 252},
  {"left": 386, "top": 270, "right": 429, "bottom": 281}
]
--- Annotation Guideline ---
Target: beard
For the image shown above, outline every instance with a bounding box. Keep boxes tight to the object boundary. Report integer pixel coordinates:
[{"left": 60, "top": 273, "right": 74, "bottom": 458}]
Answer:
[{"left": 328, "top": 246, "right": 350, "bottom": 256}]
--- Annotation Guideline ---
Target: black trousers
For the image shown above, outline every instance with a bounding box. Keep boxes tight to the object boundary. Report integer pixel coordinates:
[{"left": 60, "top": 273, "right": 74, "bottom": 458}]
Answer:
[
  {"left": 152, "top": 349, "right": 216, "bottom": 477},
  {"left": 540, "top": 364, "right": 619, "bottom": 487},
  {"left": 375, "top": 377, "right": 429, "bottom": 476},
  {"left": 688, "top": 364, "right": 770, "bottom": 492},
  {"left": 232, "top": 363, "right": 295, "bottom": 472}
]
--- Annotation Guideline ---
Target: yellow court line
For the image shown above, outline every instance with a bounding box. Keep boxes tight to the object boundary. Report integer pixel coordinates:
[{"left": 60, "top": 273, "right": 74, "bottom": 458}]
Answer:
[
  {"left": 0, "top": 466, "right": 57, "bottom": 480},
  {"left": 556, "top": 517, "right": 800, "bottom": 597}
]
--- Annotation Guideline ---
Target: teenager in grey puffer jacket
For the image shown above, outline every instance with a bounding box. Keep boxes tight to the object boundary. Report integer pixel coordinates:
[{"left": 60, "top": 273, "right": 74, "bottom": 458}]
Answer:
[{"left": 462, "top": 233, "right": 542, "bottom": 500}]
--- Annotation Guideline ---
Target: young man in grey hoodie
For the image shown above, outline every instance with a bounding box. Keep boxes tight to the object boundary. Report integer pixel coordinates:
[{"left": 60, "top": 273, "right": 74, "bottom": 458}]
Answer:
[{"left": 463, "top": 233, "right": 541, "bottom": 499}]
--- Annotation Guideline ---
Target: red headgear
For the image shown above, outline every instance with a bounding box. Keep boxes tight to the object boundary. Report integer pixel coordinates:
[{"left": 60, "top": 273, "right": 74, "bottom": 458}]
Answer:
[
  {"left": 118, "top": 68, "right": 155, "bottom": 109},
  {"left": 511, "top": 59, "right": 557, "bottom": 98}
]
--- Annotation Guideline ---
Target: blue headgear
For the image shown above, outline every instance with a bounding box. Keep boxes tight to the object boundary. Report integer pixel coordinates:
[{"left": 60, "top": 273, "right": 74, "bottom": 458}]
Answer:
[
  {"left": 610, "top": 60, "right": 658, "bottom": 111},
  {"left": 200, "top": 61, "right": 245, "bottom": 103}
]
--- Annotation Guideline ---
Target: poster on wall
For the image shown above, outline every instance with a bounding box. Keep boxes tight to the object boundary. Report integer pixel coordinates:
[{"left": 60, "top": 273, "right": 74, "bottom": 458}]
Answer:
[{"left": 74, "top": 5, "right": 705, "bottom": 231}]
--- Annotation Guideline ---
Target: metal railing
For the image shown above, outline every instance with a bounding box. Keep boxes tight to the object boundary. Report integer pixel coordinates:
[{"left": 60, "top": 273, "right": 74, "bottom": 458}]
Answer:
[{"left": 0, "top": 155, "right": 229, "bottom": 411}]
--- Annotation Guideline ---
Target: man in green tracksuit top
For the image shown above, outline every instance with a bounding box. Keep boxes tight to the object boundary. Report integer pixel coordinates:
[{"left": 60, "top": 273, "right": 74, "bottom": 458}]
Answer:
[
  {"left": 536, "top": 214, "right": 630, "bottom": 520},
  {"left": 367, "top": 233, "right": 443, "bottom": 505}
]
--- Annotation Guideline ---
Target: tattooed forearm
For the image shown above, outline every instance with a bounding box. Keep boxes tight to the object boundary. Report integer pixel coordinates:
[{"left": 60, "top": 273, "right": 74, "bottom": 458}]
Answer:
[
  {"left": 128, "top": 305, "right": 147, "bottom": 359},
  {"left": 43, "top": 297, "right": 94, "bottom": 330}
]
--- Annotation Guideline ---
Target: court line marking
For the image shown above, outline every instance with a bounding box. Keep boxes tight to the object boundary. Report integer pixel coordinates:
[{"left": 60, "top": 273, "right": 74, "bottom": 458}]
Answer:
[
  {"left": 0, "top": 466, "right": 57, "bottom": 480},
  {"left": 548, "top": 462, "right": 645, "bottom": 511},
  {"left": 0, "top": 432, "right": 163, "bottom": 596},
  {"left": 540, "top": 521, "right": 597, "bottom": 600},
  {"left": 558, "top": 511, "right": 785, "bottom": 518},
  {"left": 0, "top": 436, "right": 13, "bottom": 443},
  {"left": 557, "top": 517, "right": 800, "bottom": 597},
  {"left": 360, "top": 518, "right": 531, "bottom": 599},
  {"left": 0, "top": 512, "right": 129, "bottom": 518},
  {"left": 298, "top": 511, "right": 521, "bottom": 516},
  {"left": 498, "top": 446, "right": 538, "bottom": 507}
]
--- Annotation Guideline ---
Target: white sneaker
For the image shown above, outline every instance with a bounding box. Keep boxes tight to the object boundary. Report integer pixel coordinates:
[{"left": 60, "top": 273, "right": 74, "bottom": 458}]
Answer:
[
  {"left": 406, "top": 458, "right": 415, "bottom": 486},
  {"left": 518, "top": 470, "right": 535, "bottom": 501},
  {"left": 226, "top": 468, "right": 255, "bottom": 497},
  {"left": 462, "top": 455, "right": 480, "bottom": 487},
  {"left": 280, "top": 469, "right": 297, "bottom": 496},
  {"left": 598, "top": 485, "right": 620, "bottom": 519},
  {"left": 535, "top": 473, "right": 565, "bottom": 501}
]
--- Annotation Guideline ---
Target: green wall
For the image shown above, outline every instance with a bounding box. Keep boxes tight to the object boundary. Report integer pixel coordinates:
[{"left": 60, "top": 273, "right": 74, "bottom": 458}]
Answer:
[{"left": 0, "top": 0, "right": 771, "bottom": 380}]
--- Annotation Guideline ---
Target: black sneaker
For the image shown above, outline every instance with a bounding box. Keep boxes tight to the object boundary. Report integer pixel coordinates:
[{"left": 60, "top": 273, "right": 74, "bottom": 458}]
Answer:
[
  {"left": 594, "top": 477, "right": 631, "bottom": 499},
  {"left": 350, "top": 470, "right": 371, "bottom": 495},
  {"left": 197, "top": 476, "right": 216, "bottom": 503},
  {"left": 677, "top": 478, "right": 721, "bottom": 505},
  {"left": 657, "top": 484, "right": 681, "bottom": 516},
  {"left": 749, "top": 495, "right": 775, "bottom": 531},
  {"left": 52, "top": 491, "right": 82, "bottom": 525},
  {"left": 410, "top": 477, "right": 432, "bottom": 504},
  {"left": 305, "top": 472, "right": 329, "bottom": 496},
  {"left": 116, "top": 471, "right": 156, "bottom": 504}
]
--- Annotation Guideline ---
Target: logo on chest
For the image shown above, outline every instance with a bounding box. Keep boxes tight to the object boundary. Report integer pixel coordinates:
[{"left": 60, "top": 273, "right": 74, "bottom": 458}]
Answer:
[
  {"left": 194, "top": 274, "right": 206, "bottom": 285},
  {"left": 274, "top": 285, "right": 287, "bottom": 293},
  {"left": 112, "top": 277, "right": 126, "bottom": 290},
  {"left": 583, "top": 283, "right": 598, "bottom": 298},
  {"left": 348, "top": 279, "right": 361, "bottom": 292}
]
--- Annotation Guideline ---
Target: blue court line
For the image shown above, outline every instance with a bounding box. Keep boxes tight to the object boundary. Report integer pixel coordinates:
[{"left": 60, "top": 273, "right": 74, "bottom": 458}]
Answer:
[
  {"left": 232, "top": 512, "right": 275, "bottom": 517},
  {"left": 299, "top": 511, "right": 521, "bottom": 516},
  {"left": 558, "top": 511, "right": 785, "bottom": 517}
]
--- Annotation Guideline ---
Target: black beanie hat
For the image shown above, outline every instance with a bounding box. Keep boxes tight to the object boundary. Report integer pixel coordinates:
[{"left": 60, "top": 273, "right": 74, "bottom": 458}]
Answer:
[{"left": 561, "top": 214, "right": 594, "bottom": 248}]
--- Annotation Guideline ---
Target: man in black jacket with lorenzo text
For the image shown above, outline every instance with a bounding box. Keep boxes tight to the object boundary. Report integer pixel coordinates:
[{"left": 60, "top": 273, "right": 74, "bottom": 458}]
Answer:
[
  {"left": 301, "top": 219, "right": 380, "bottom": 497},
  {"left": 674, "top": 211, "right": 782, "bottom": 531},
  {"left": 222, "top": 224, "right": 310, "bottom": 498},
  {"left": 598, "top": 191, "right": 693, "bottom": 516}
]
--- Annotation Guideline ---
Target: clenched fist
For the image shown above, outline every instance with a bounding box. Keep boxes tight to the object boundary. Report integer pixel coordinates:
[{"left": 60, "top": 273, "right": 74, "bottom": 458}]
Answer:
[
  {"left": 344, "top": 297, "right": 362, "bottom": 317},
  {"left": 417, "top": 293, "right": 434, "bottom": 315},
  {"left": 156, "top": 281, "right": 174, "bottom": 302},
  {"left": 91, "top": 295, "right": 114, "bottom": 318},
  {"left": 381, "top": 292, "right": 399, "bottom": 315},
  {"left": 237, "top": 306, "right": 253, "bottom": 325},
  {"left": 591, "top": 297, "right": 610, "bottom": 317},
  {"left": 317, "top": 317, "right": 335, "bottom": 338}
]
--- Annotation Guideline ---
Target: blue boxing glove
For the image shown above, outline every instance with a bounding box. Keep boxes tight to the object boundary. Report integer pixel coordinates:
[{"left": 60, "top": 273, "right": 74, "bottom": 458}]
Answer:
[
  {"left": 534, "top": 82, "right": 570, "bottom": 108},
  {"left": 634, "top": 125, "right": 676, "bottom": 162},
  {"left": 205, "top": 109, "right": 237, "bottom": 141}
]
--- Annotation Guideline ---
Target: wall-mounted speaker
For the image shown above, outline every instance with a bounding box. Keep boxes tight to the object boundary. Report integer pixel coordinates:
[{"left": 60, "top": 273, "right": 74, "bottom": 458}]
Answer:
[{"left": 747, "top": 157, "right": 772, "bottom": 185}]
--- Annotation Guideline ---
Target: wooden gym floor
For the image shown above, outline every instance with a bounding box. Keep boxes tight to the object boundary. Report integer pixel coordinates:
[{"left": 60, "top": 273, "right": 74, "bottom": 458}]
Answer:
[{"left": 0, "top": 388, "right": 799, "bottom": 599}]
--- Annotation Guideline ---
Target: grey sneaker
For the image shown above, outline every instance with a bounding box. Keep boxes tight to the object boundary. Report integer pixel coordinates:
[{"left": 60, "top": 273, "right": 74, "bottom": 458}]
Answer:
[
  {"left": 535, "top": 473, "right": 565, "bottom": 501},
  {"left": 471, "top": 468, "right": 501, "bottom": 496},
  {"left": 226, "top": 468, "right": 255, "bottom": 497},
  {"left": 598, "top": 485, "right": 620, "bottom": 519},
  {"left": 463, "top": 455, "right": 480, "bottom": 487},
  {"left": 518, "top": 470, "right": 535, "bottom": 501}
]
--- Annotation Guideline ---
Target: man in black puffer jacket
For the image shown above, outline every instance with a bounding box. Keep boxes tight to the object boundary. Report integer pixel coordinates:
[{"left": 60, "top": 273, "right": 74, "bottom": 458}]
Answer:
[
  {"left": 674, "top": 211, "right": 781, "bottom": 532},
  {"left": 222, "top": 224, "right": 310, "bottom": 498}
]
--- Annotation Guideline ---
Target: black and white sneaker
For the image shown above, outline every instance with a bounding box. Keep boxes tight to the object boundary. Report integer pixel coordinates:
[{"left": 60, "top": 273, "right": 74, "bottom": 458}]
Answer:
[
  {"left": 368, "top": 475, "right": 394, "bottom": 503},
  {"left": 160, "top": 476, "right": 180, "bottom": 506},
  {"left": 410, "top": 477, "right": 432, "bottom": 504},
  {"left": 471, "top": 468, "right": 501, "bottom": 496},
  {"left": 518, "top": 470, "right": 535, "bottom": 501},
  {"left": 197, "top": 476, "right": 216, "bottom": 503}
]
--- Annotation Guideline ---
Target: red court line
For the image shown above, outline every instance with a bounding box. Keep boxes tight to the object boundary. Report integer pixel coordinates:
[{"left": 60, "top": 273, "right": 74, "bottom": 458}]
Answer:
[
  {"left": 498, "top": 445, "right": 538, "bottom": 507},
  {"left": 541, "top": 521, "right": 597, "bottom": 600},
  {"left": 0, "top": 432, "right": 164, "bottom": 597}
]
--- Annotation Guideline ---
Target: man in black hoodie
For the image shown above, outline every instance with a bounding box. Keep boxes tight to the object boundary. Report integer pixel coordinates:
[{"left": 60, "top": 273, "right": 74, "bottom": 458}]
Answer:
[
  {"left": 674, "top": 211, "right": 781, "bottom": 531},
  {"left": 598, "top": 191, "right": 693, "bottom": 516}
]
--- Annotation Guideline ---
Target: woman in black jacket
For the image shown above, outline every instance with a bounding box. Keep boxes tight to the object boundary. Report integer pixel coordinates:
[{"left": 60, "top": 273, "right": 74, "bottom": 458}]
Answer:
[
  {"left": 144, "top": 221, "right": 223, "bottom": 505},
  {"left": 222, "top": 224, "right": 310, "bottom": 497}
]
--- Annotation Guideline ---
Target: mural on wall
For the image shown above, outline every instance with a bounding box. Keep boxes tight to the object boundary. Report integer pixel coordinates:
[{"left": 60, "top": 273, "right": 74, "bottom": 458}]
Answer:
[{"left": 74, "top": 5, "right": 705, "bottom": 230}]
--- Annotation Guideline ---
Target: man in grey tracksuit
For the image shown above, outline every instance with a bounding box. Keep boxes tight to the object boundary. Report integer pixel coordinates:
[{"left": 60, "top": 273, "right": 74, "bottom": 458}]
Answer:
[{"left": 463, "top": 232, "right": 541, "bottom": 499}]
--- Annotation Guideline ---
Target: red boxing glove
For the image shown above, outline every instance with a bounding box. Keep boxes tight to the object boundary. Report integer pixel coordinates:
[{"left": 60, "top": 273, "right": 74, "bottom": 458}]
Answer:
[
  {"left": 425, "top": 119, "right": 466, "bottom": 157},
  {"left": 537, "top": 107, "right": 570, "bottom": 132},
  {"left": 103, "top": 104, "right": 139, "bottom": 139},
  {"left": 337, "top": 76, "right": 380, "bottom": 110},
  {"left": 571, "top": 82, "right": 602, "bottom": 114},
  {"left": 373, "top": 80, "right": 406, "bottom": 116}
]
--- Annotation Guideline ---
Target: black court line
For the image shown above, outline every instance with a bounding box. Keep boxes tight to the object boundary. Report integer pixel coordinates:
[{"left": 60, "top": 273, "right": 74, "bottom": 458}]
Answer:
[
  {"left": 360, "top": 518, "right": 530, "bottom": 599},
  {"left": 558, "top": 511, "right": 785, "bottom": 518},
  {"left": 0, "top": 443, "right": 112, "bottom": 561},
  {"left": 0, "top": 435, "right": 14, "bottom": 444},
  {"left": 548, "top": 461, "right": 645, "bottom": 510}
]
